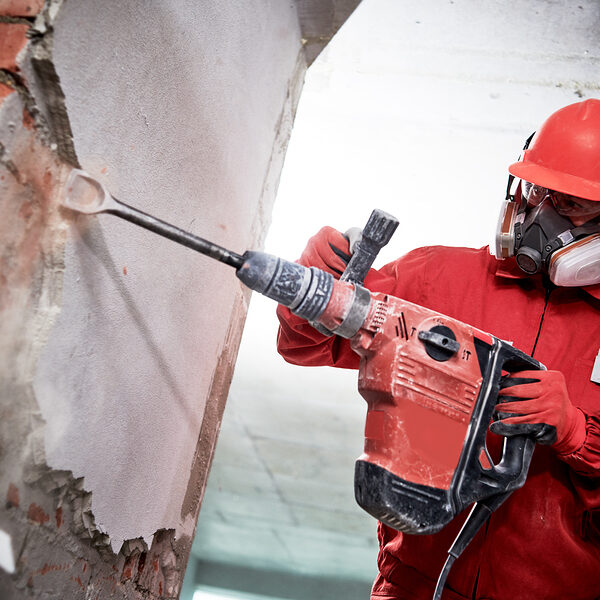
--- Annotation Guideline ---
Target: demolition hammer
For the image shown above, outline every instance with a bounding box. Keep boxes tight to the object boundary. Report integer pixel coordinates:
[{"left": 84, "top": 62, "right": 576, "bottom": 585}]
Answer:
[{"left": 62, "top": 169, "right": 542, "bottom": 600}]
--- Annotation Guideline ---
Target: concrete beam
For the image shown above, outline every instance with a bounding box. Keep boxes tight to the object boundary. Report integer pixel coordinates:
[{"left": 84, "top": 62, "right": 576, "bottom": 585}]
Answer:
[{"left": 296, "top": 0, "right": 362, "bottom": 65}]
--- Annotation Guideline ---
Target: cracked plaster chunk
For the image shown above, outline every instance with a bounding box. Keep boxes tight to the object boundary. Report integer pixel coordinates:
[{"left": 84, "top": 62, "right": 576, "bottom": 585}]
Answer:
[
  {"left": 0, "top": 82, "right": 17, "bottom": 123},
  {"left": 0, "top": 84, "right": 23, "bottom": 156}
]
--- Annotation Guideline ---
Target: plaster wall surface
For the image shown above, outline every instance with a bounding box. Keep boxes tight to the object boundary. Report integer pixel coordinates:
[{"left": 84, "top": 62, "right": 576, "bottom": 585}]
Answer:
[{"left": 32, "top": 0, "right": 305, "bottom": 554}]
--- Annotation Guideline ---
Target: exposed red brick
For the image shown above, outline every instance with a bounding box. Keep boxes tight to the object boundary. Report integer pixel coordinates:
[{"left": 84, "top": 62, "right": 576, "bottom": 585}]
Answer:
[
  {"left": 0, "top": 22, "right": 30, "bottom": 72},
  {"left": 6, "top": 482, "right": 19, "bottom": 507},
  {"left": 35, "top": 562, "right": 70, "bottom": 576},
  {"left": 55, "top": 506, "right": 63, "bottom": 528},
  {"left": 0, "top": 0, "right": 44, "bottom": 17},
  {"left": 27, "top": 502, "right": 50, "bottom": 525}
]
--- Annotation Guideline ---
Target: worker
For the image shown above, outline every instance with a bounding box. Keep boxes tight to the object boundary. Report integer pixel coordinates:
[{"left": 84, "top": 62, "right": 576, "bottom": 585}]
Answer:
[{"left": 276, "top": 99, "right": 600, "bottom": 600}]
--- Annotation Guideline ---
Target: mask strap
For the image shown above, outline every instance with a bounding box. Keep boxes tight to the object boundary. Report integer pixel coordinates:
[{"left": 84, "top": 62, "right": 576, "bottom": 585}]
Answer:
[
  {"left": 505, "top": 175, "right": 516, "bottom": 202},
  {"left": 544, "top": 223, "right": 600, "bottom": 257},
  {"left": 523, "top": 132, "right": 536, "bottom": 150},
  {"left": 570, "top": 223, "right": 600, "bottom": 238},
  {"left": 505, "top": 131, "right": 536, "bottom": 203}
]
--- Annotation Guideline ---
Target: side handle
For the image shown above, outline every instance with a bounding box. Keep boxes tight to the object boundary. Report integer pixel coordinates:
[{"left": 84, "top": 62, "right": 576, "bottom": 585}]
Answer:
[
  {"left": 309, "top": 209, "right": 399, "bottom": 336},
  {"left": 341, "top": 209, "right": 399, "bottom": 285}
]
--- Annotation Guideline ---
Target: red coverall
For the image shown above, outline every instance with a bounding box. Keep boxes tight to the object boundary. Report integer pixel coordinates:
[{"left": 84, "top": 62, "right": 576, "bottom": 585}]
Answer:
[{"left": 276, "top": 245, "right": 600, "bottom": 600}]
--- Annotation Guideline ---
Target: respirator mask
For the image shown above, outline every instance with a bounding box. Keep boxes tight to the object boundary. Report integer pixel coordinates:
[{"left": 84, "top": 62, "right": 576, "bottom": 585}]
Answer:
[{"left": 494, "top": 176, "right": 600, "bottom": 286}]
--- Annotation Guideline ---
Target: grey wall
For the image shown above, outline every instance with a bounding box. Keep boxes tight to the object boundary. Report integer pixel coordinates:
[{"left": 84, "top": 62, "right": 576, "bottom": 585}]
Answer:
[{"left": 35, "top": 0, "right": 304, "bottom": 554}]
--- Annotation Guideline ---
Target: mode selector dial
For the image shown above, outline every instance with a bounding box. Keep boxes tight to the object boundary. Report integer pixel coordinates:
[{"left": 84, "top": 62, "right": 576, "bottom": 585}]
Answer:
[{"left": 418, "top": 325, "right": 459, "bottom": 362}]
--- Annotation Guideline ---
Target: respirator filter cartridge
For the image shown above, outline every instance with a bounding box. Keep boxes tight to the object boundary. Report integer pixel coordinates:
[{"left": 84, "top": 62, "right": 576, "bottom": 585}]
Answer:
[
  {"left": 549, "top": 234, "right": 600, "bottom": 287},
  {"left": 494, "top": 200, "right": 522, "bottom": 259}
]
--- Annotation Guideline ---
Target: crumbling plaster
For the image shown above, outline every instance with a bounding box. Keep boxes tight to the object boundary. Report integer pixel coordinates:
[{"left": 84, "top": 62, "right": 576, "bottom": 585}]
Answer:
[{"left": 32, "top": 0, "right": 306, "bottom": 553}]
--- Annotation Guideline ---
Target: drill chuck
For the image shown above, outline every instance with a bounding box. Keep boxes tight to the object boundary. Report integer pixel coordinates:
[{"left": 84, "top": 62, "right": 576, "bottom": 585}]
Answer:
[{"left": 236, "top": 251, "right": 334, "bottom": 321}]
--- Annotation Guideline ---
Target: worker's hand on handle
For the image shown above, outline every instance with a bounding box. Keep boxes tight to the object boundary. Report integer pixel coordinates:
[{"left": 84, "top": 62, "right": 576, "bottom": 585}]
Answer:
[
  {"left": 298, "top": 226, "right": 351, "bottom": 278},
  {"left": 490, "top": 370, "right": 586, "bottom": 455}
]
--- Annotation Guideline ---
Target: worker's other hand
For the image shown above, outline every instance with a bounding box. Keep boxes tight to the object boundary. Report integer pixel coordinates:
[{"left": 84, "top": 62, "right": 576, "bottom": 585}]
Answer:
[
  {"left": 298, "top": 226, "right": 351, "bottom": 278},
  {"left": 489, "top": 369, "right": 586, "bottom": 455}
]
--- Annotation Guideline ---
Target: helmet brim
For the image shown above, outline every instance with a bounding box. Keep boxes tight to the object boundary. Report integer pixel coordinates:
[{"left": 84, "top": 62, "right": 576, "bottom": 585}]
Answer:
[{"left": 509, "top": 161, "right": 600, "bottom": 202}]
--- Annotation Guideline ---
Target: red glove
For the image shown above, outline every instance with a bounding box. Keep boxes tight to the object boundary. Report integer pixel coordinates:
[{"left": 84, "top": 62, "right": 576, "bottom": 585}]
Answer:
[
  {"left": 489, "top": 370, "right": 586, "bottom": 455},
  {"left": 298, "top": 226, "right": 351, "bottom": 278}
]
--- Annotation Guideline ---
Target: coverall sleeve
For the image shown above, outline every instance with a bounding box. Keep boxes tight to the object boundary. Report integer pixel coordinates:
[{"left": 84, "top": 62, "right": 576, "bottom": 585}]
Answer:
[
  {"left": 558, "top": 412, "right": 600, "bottom": 477},
  {"left": 276, "top": 304, "right": 359, "bottom": 368},
  {"left": 557, "top": 412, "right": 600, "bottom": 540},
  {"left": 276, "top": 267, "right": 396, "bottom": 369},
  {"left": 557, "top": 408, "right": 600, "bottom": 509},
  {"left": 276, "top": 248, "right": 427, "bottom": 369}
]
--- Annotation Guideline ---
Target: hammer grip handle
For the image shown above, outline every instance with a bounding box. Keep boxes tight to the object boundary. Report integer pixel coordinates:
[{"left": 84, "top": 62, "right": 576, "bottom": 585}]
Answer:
[{"left": 341, "top": 209, "right": 399, "bottom": 285}]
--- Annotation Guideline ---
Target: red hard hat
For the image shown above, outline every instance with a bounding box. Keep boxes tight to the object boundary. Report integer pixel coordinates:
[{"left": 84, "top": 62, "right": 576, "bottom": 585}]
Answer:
[{"left": 508, "top": 99, "right": 600, "bottom": 201}]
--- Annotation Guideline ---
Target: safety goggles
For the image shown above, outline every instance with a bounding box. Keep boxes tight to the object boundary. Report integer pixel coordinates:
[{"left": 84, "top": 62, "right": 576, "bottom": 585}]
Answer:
[
  {"left": 548, "top": 190, "right": 600, "bottom": 220},
  {"left": 522, "top": 182, "right": 600, "bottom": 220},
  {"left": 521, "top": 181, "right": 548, "bottom": 206}
]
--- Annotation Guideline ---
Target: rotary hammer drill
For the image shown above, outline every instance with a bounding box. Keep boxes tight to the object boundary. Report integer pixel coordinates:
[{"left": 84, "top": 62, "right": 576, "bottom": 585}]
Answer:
[{"left": 63, "top": 170, "right": 543, "bottom": 598}]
